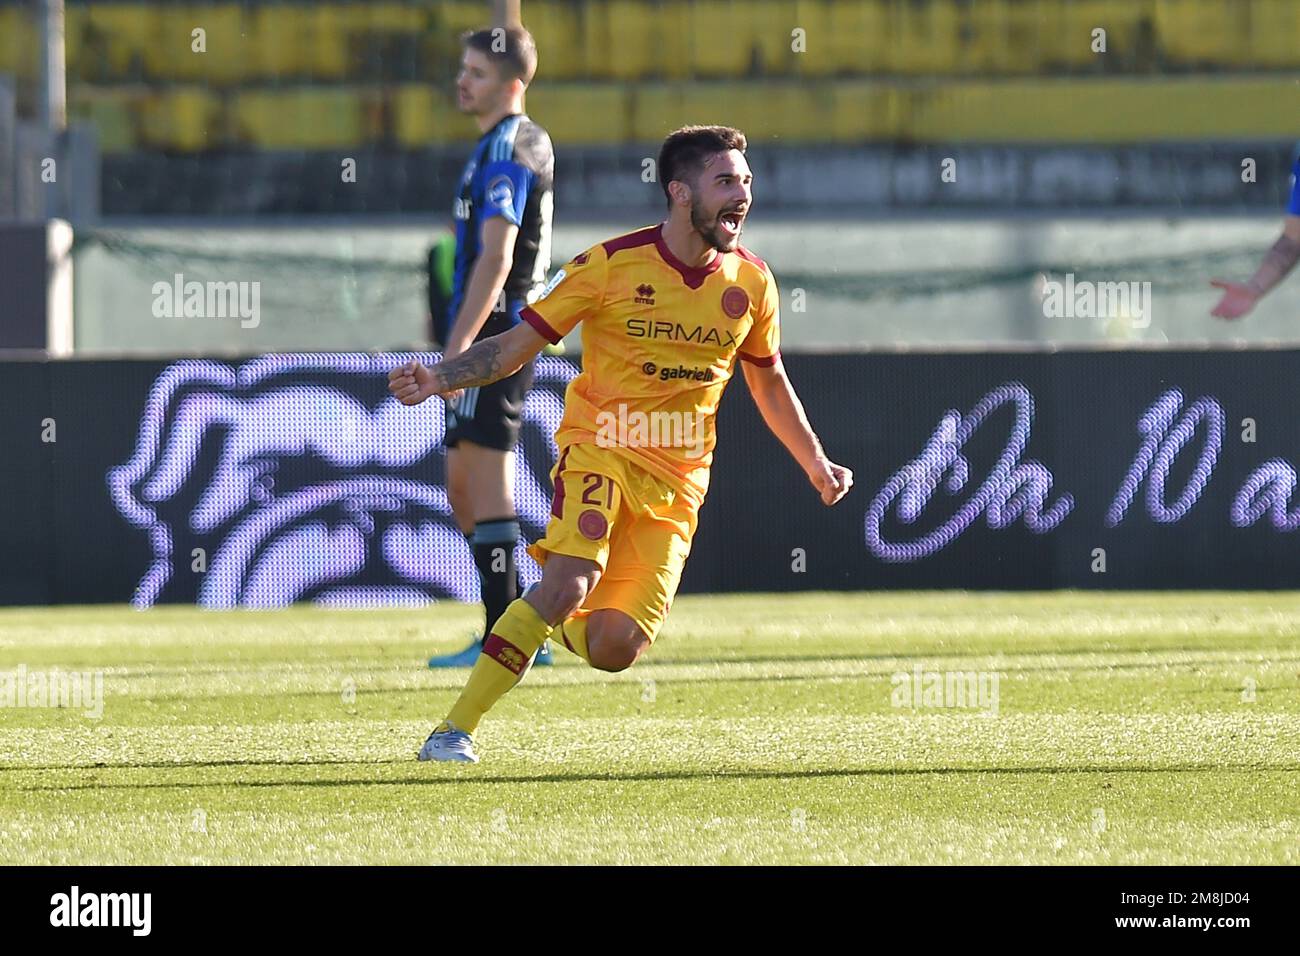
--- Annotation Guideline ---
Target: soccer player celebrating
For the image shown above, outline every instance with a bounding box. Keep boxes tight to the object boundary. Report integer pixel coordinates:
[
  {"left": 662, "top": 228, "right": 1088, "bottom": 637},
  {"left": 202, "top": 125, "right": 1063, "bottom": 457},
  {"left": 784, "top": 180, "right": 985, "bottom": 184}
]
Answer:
[
  {"left": 429, "top": 25, "right": 556, "bottom": 667},
  {"left": 390, "top": 126, "right": 854, "bottom": 762},
  {"left": 1210, "top": 156, "right": 1300, "bottom": 319}
]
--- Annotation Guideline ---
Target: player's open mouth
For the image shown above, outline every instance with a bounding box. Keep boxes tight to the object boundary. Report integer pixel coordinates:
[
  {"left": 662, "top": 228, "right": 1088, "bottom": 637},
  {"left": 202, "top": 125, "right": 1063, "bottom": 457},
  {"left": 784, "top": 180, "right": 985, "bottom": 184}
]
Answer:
[{"left": 719, "top": 211, "right": 744, "bottom": 235}]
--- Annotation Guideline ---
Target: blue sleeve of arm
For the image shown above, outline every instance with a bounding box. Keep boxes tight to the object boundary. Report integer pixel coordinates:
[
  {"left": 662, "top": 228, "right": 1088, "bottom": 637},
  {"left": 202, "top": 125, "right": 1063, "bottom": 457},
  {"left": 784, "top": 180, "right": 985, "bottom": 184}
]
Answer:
[
  {"left": 480, "top": 160, "right": 533, "bottom": 227},
  {"left": 1288, "top": 159, "right": 1300, "bottom": 216}
]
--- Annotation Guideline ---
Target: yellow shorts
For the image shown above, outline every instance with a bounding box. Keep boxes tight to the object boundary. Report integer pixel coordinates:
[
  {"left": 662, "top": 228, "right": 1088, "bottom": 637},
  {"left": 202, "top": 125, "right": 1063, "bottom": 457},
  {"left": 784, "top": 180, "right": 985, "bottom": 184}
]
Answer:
[{"left": 527, "top": 442, "right": 699, "bottom": 642}]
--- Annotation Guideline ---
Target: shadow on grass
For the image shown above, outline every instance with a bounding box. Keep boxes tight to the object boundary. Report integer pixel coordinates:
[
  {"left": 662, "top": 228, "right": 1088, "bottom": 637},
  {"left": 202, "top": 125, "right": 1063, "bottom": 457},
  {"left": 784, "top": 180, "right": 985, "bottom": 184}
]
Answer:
[{"left": 9, "top": 762, "right": 1299, "bottom": 792}]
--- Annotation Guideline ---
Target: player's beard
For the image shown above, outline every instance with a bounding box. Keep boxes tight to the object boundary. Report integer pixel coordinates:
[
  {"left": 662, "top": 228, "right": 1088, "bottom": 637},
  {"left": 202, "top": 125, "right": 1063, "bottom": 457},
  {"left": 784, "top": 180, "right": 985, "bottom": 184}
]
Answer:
[{"left": 690, "top": 196, "right": 741, "bottom": 252}]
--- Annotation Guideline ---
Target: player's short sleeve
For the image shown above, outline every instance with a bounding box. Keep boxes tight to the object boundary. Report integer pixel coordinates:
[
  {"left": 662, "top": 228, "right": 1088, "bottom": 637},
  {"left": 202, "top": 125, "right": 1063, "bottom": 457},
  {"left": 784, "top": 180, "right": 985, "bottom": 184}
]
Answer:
[
  {"left": 520, "top": 246, "right": 607, "bottom": 344},
  {"left": 737, "top": 263, "right": 781, "bottom": 366},
  {"left": 480, "top": 159, "right": 533, "bottom": 227},
  {"left": 1288, "top": 158, "right": 1300, "bottom": 216}
]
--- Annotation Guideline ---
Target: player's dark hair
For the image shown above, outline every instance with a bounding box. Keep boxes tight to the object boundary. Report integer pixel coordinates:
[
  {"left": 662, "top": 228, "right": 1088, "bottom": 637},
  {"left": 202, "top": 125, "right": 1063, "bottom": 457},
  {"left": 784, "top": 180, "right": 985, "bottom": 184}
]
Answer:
[
  {"left": 461, "top": 26, "right": 538, "bottom": 85},
  {"left": 658, "top": 126, "right": 748, "bottom": 205}
]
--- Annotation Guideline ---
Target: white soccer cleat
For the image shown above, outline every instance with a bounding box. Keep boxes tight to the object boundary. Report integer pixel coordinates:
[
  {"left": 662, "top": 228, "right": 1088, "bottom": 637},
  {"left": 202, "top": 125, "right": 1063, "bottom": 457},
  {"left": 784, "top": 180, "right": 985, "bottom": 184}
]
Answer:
[{"left": 417, "top": 722, "right": 479, "bottom": 763}]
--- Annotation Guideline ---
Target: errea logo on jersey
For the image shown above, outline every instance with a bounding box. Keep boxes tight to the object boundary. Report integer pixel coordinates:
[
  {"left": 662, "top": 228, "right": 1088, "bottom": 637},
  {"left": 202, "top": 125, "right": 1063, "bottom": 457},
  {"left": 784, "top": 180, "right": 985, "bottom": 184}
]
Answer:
[{"left": 634, "top": 283, "right": 656, "bottom": 305}]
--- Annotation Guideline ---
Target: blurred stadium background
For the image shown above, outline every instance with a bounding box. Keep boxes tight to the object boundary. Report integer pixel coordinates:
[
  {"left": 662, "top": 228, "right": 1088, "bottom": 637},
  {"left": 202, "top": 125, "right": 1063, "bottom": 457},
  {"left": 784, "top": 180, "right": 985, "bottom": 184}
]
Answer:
[{"left": 2, "top": 0, "right": 1299, "bottom": 355}]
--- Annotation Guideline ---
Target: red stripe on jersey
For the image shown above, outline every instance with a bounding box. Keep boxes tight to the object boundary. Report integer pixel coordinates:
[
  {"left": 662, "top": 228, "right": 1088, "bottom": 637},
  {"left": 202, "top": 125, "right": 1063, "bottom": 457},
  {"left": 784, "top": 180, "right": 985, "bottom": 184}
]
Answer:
[
  {"left": 735, "top": 245, "right": 767, "bottom": 271},
  {"left": 601, "top": 224, "right": 660, "bottom": 259},
  {"left": 550, "top": 448, "right": 570, "bottom": 518},
  {"left": 654, "top": 228, "right": 721, "bottom": 290},
  {"left": 520, "top": 305, "right": 561, "bottom": 344},
  {"left": 738, "top": 350, "right": 779, "bottom": 367}
]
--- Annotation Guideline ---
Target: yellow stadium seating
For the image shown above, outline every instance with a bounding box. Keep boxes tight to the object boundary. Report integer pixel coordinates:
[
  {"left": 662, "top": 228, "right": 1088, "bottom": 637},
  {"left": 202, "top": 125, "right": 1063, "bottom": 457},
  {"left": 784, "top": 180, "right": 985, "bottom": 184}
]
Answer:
[
  {"left": 1247, "top": 0, "right": 1300, "bottom": 70},
  {"left": 1155, "top": 0, "right": 1249, "bottom": 69},
  {"left": 526, "top": 83, "right": 632, "bottom": 143},
  {"left": 8, "top": 0, "right": 1300, "bottom": 86},
  {"left": 234, "top": 87, "right": 364, "bottom": 149},
  {"left": 138, "top": 85, "right": 217, "bottom": 150},
  {"left": 393, "top": 84, "right": 462, "bottom": 146}
]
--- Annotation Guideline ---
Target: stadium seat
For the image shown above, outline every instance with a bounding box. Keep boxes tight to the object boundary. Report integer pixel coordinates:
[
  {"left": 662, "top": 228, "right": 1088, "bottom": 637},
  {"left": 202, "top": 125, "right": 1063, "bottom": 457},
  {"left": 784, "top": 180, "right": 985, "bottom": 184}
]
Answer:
[
  {"left": 526, "top": 84, "right": 632, "bottom": 144},
  {"left": 234, "top": 87, "right": 364, "bottom": 149},
  {"left": 1246, "top": 0, "right": 1300, "bottom": 69},
  {"left": 1155, "top": 0, "right": 1250, "bottom": 70},
  {"left": 69, "top": 88, "right": 137, "bottom": 152},
  {"left": 138, "top": 86, "right": 217, "bottom": 151},
  {"left": 393, "top": 84, "right": 463, "bottom": 146},
  {"left": 889, "top": 0, "right": 963, "bottom": 75},
  {"left": 522, "top": 2, "right": 585, "bottom": 80},
  {"left": 0, "top": 8, "right": 38, "bottom": 80},
  {"left": 83, "top": 4, "right": 158, "bottom": 82},
  {"left": 154, "top": 5, "right": 245, "bottom": 84}
]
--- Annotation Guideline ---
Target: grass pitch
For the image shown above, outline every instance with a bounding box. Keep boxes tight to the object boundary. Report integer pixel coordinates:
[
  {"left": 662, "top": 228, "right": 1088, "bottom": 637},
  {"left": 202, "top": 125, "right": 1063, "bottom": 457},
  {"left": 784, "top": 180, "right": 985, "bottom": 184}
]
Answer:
[{"left": 1, "top": 592, "right": 1297, "bottom": 865}]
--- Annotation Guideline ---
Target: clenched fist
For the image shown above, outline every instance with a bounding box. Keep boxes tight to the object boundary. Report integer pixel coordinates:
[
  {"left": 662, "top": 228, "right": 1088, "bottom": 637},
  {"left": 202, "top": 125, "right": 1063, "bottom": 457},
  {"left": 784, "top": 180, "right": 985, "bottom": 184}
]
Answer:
[
  {"left": 388, "top": 361, "right": 436, "bottom": 406},
  {"left": 808, "top": 457, "right": 854, "bottom": 506}
]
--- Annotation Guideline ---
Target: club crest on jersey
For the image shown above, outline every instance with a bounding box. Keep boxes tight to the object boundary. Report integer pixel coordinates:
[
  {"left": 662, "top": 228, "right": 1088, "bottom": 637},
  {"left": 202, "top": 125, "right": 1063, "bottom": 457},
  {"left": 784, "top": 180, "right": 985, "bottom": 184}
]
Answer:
[
  {"left": 722, "top": 286, "right": 749, "bottom": 319},
  {"left": 578, "top": 509, "right": 609, "bottom": 540},
  {"left": 487, "top": 174, "right": 514, "bottom": 209}
]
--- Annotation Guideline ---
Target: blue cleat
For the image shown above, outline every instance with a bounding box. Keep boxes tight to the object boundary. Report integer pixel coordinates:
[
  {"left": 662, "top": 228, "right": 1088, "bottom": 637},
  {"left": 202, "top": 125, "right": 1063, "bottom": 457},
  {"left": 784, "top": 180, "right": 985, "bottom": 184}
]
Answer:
[
  {"left": 426, "top": 636, "right": 484, "bottom": 669},
  {"left": 427, "top": 584, "right": 552, "bottom": 668},
  {"left": 426, "top": 636, "right": 553, "bottom": 668},
  {"left": 534, "top": 640, "right": 553, "bottom": 666}
]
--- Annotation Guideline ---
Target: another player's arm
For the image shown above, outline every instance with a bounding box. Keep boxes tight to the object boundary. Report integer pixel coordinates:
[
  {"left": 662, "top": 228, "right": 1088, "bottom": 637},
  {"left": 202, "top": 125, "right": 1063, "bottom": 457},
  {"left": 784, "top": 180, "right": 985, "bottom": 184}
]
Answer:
[
  {"left": 388, "top": 322, "right": 548, "bottom": 406},
  {"left": 1211, "top": 215, "right": 1300, "bottom": 319},
  {"left": 742, "top": 357, "right": 853, "bottom": 506},
  {"left": 444, "top": 217, "right": 519, "bottom": 357},
  {"left": 394, "top": 242, "right": 602, "bottom": 405}
]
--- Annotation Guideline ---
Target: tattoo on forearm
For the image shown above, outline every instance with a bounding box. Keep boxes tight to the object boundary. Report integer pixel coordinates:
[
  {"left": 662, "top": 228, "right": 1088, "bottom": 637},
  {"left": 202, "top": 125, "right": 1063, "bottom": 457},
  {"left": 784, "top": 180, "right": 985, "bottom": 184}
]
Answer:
[
  {"left": 432, "top": 339, "right": 505, "bottom": 392},
  {"left": 1249, "top": 235, "right": 1300, "bottom": 295}
]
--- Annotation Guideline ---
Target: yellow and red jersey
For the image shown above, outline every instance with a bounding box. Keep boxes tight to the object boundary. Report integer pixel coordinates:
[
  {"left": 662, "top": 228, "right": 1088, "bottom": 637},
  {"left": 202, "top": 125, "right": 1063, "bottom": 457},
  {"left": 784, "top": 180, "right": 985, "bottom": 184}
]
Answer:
[{"left": 520, "top": 222, "right": 781, "bottom": 501}]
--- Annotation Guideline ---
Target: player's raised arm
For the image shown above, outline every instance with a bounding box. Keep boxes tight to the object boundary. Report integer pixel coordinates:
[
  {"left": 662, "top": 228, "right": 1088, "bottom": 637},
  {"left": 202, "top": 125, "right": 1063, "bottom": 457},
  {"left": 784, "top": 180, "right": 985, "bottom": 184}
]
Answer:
[
  {"left": 493, "top": 0, "right": 522, "bottom": 29},
  {"left": 388, "top": 321, "right": 548, "bottom": 406},
  {"left": 742, "top": 356, "right": 853, "bottom": 506},
  {"left": 1211, "top": 215, "right": 1300, "bottom": 320}
]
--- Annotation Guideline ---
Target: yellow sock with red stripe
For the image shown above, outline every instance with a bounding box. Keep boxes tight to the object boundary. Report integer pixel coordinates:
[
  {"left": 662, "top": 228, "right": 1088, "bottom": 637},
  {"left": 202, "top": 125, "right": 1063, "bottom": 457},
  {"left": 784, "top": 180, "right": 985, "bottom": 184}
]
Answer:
[
  {"left": 554, "top": 615, "right": 592, "bottom": 664},
  {"left": 445, "top": 598, "right": 553, "bottom": 734}
]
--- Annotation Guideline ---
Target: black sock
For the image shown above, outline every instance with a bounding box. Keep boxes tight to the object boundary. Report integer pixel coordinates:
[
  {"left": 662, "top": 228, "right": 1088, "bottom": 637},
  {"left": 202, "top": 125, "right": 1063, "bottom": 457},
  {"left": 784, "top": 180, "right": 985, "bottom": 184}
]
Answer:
[{"left": 472, "top": 517, "right": 521, "bottom": 636}]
